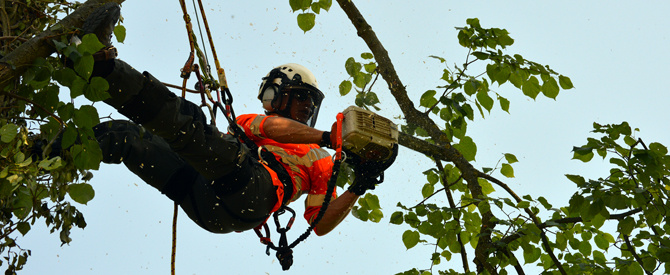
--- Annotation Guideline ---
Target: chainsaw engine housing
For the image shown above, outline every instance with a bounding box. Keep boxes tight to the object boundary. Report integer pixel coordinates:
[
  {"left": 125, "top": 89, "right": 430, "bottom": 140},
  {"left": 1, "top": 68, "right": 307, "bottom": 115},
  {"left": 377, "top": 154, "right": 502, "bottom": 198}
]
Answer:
[{"left": 341, "top": 106, "right": 398, "bottom": 161}]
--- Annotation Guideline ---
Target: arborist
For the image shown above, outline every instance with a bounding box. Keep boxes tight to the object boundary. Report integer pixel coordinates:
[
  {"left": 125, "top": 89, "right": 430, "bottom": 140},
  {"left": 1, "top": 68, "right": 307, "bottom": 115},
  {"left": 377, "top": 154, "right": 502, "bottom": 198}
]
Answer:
[{"left": 75, "top": 3, "right": 397, "bottom": 238}]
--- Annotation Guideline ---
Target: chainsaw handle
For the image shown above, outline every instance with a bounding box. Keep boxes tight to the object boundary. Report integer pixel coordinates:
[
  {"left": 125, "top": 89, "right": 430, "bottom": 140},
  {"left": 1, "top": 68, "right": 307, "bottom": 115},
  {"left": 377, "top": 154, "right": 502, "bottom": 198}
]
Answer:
[{"left": 335, "top": 113, "right": 344, "bottom": 160}]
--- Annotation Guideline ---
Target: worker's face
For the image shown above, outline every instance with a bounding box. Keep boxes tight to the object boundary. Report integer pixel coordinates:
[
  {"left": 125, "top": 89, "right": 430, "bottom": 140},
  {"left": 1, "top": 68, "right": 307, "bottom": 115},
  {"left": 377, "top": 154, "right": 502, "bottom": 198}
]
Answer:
[{"left": 277, "top": 89, "right": 314, "bottom": 123}]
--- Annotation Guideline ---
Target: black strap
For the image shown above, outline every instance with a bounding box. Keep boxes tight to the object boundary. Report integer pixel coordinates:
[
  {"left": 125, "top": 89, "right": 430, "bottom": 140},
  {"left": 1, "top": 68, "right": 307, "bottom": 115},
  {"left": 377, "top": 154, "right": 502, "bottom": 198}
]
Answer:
[{"left": 256, "top": 158, "right": 341, "bottom": 271}]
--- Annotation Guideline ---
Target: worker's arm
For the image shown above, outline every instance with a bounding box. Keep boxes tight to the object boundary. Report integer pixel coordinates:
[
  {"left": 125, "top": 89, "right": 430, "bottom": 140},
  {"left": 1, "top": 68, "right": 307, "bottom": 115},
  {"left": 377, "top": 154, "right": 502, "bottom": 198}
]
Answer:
[
  {"left": 313, "top": 190, "right": 358, "bottom": 236},
  {"left": 262, "top": 116, "right": 324, "bottom": 144}
]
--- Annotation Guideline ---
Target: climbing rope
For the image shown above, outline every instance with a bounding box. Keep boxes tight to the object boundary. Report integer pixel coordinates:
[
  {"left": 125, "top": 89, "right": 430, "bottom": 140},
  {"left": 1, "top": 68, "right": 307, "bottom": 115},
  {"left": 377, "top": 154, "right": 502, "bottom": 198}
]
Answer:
[
  {"left": 169, "top": 0, "right": 340, "bottom": 272},
  {"left": 171, "top": 1, "right": 230, "bottom": 274},
  {"left": 171, "top": 202, "right": 178, "bottom": 275}
]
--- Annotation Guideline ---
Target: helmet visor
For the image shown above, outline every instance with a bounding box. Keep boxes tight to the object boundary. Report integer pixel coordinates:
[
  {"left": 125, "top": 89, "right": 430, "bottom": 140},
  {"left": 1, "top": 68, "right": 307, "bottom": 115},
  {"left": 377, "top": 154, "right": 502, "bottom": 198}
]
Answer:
[{"left": 285, "top": 87, "right": 323, "bottom": 128}]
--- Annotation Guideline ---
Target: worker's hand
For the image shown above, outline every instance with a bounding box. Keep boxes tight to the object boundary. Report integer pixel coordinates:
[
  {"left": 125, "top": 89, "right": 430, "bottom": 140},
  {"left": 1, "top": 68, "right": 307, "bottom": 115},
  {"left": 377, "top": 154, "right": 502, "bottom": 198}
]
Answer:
[
  {"left": 319, "top": 122, "right": 339, "bottom": 149},
  {"left": 346, "top": 144, "right": 399, "bottom": 195}
]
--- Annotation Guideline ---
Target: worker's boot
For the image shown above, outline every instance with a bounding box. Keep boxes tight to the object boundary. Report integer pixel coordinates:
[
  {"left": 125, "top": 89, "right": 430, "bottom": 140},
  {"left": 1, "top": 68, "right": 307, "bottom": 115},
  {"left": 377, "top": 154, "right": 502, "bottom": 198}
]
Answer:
[
  {"left": 80, "top": 3, "right": 120, "bottom": 47},
  {"left": 65, "top": 3, "right": 120, "bottom": 78}
]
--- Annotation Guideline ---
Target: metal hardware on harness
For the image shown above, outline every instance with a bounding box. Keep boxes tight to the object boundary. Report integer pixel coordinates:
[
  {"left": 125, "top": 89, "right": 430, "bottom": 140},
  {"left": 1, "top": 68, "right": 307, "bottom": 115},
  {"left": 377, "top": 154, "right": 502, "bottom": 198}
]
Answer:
[
  {"left": 257, "top": 146, "right": 268, "bottom": 166},
  {"left": 252, "top": 113, "right": 345, "bottom": 271}
]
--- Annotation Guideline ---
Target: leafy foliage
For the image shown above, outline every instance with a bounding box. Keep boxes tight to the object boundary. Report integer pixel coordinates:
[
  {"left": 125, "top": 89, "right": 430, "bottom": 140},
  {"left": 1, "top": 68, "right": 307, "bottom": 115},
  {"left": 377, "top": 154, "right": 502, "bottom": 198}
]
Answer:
[
  {"left": 339, "top": 53, "right": 381, "bottom": 111},
  {"left": 0, "top": 2, "right": 123, "bottom": 273},
  {"left": 288, "top": 0, "right": 332, "bottom": 32},
  {"left": 315, "top": 13, "right": 670, "bottom": 275}
]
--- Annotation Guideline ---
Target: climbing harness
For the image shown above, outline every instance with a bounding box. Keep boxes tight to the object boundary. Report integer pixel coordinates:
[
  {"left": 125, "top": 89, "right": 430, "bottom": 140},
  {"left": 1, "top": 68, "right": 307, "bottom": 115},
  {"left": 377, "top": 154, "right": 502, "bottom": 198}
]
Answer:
[
  {"left": 253, "top": 113, "right": 345, "bottom": 270},
  {"left": 168, "top": 0, "right": 341, "bottom": 272}
]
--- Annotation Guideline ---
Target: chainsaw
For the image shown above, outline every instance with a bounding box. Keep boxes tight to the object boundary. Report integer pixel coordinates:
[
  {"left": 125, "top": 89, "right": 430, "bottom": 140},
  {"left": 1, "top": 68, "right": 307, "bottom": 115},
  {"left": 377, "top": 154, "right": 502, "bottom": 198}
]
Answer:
[{"left": 339, "top": 106, "right": 398, "bottom": 161}]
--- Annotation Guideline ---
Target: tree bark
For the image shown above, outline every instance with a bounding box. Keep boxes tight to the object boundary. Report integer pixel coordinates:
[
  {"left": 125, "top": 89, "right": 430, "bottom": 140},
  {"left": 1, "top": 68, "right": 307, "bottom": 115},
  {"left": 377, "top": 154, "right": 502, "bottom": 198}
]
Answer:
[{"left": 0, "top": 0, "right": 125, "bottom": 92}]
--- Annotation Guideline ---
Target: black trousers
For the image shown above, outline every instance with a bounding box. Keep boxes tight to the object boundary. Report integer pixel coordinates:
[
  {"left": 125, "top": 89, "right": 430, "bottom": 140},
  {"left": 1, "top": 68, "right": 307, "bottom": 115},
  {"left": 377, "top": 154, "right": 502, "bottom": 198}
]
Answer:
[{"left": 97, "top": 60, "right": 279, "bottom": 233}]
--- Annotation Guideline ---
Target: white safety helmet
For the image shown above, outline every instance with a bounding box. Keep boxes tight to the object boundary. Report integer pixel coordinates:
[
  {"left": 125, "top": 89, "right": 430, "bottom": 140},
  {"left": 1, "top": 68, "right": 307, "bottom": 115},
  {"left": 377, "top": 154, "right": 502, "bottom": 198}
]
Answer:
[{"left": 258, "top": 63, "right": 325, "bottom": 128}]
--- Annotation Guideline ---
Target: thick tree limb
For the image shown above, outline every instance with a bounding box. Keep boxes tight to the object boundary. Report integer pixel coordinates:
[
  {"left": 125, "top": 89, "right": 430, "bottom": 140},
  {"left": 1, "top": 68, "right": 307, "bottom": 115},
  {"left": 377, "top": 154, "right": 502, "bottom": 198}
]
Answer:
[
  {"left": 334, "top": 1, "right": 495, "bottom": 273},
  {"left": 0, "top": 0, "right": 125, "bottom": 92}
]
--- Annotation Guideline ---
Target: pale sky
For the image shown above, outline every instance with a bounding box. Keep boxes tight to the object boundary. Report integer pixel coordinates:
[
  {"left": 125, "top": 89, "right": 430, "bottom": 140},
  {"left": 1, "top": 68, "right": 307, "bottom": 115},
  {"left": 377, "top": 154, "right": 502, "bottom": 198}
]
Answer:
[{"left": 16, "top": 0, "right": 670, "bottom": 274}]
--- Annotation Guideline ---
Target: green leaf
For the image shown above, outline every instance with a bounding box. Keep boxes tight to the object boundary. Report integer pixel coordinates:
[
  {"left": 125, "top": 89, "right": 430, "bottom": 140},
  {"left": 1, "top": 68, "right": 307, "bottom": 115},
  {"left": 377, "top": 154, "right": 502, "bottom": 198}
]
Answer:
[
  {"left": 565, "top": 174, "right": 586, "bottom": 186},
  {"left": 476, "top": 90, "right": 494, "bottom": 112},
  {"left": 289, "top": 0, "right": 311, "bottom": 11},
  {"left": 541, "top": 77, "right": 560, "bottom": 99},
  {"left": 73, "top": 105, "right": 100, "bottom": 129},
  {"left": 486, "top": 64, "right": 500, "bottom": 84},
  {"left": 53, "top": 67, "right": 78, "bottom": 87},
  {"left": 523, "top": 246, "right": 541, "bottom": 264},
  {"left": 479, "top": 179, "right": 495, "bottom": 195},
  {"left": 426, "top": 172, "right": 439, "bottom": 185},
  {"left": 369, "top": 209, "right": 383, "bottom": 223},
  {"left": 594, "top": 234, "right": 609, "bottom": 250},
  {"left": 364, "top": 62, "right": 377, "bottom": 73},
  {"left": 422, "top": 184, "right": 434, "bottom": 198},
  {"left": 339, "top": 80, "right": 352, "bottom": 96},
  {"left": 402, "top": 230, "right": 420, "bottom": 249},
  {"left": 17, "top": 222, "right": 30, "bottom": 236},
  {"left": 74, "top": 53, "right": 94, "bottom": 81},
  {"left": 508, "top": 70, "right": 523, "bottom": 88},
  {"left": 353, "top": 72, "right": 372, "bottom": 88},
  {"left": 364, "top": 92, "right": 380, "bottom": 106},
  {"left": 319, "top": 0, "right": 332, "bottom": 11},
  {"left": 40, "top": 117, "right": 61, "bottom": 141},
  {"left": 297, "top": 13, "right": 316, "bottom": 32},
  {"left": 453, "top": 136, "right": 477, "bottom": 161},
  {"left": 559, "top": 75, "right": 574, "bottom": 89},
  {"left": 504, "top": 153, "right": 518, "bottom": 164},
  {"left": 390, "top": 211, "right": 404, "bottom": 225},
  {"left": 572, "top": 146, "right": 594, "bottom": 162},
  {"left": 501, "top": 163, "right": 514, "bottom": 178},
  {"left": 618, "top": 217, "right": 635, "bottom": 235},
  {"left": 70, "top": 76, "right": 87, "bottom": 98},
  {"left": 498, "top": 95, "right": 510, "bottom": 113},
  {"left": 68, "top": 183, "right": 95, "bottom": 204},
  {"left": 593, "top": 250, "right": 606, "bottom": 265},
  {"left": 58, "top": 103, "right": 75, "bottom": 122},
  {"left": 84, "top": 77, "right": 111, "bottom": 101},
  {"left": 517, "top": 201, "right": 530, "bottom": 208},
  {"left": 579, "top": 241, "right": 592, "bottom": 256},
  {"left": 61, "top": 122, "right": 78, "bottom": 149},
  {"left": 114, "top": 25, "right": 126, "bottom": 43},
  {"left": 464, "top": 79, "right": 479, "bottom": 96},
  {"left": 77, "top": 34, "right": 105, "bottom": 55},
  {"left": 310, "top": 2, "right": 321, "bottom": 14},
  {"left": 495, "top": 65, "right": 511, "bottom": 85},
  {"left": 12, "top": 188, "right": 32, "bottom": 219},
  {"left": 0, "top": 123, "right": 19, "bottom": 143},
  {"left": 53, "top": 39, "right": 68, "bottom": 51},
  {"left": 522, "top": 76, "right": 541, "bottom": 99},
  {"left": 352, "top": 206, "right": 368, "bottom": 221},
  {"left": 364, "top": 193, "right": 381, "bottom": 210},
  {"left": 361, "top": 52, "right": 373, "bottom": 59},
  {"left": 38, "top": 157, "right": 63, "bottom": 171},
  {"left": 420, "top": 90, "right": 437, "bottom": 108},
  {"left": 471, "top": 51, "right": 489, "bottom": 60},
  {"left": 345, "top": 57, "right": 358, "bottom": 77},
  {"left": 439, "top": 108, "right": 452, "bottom": 122}
]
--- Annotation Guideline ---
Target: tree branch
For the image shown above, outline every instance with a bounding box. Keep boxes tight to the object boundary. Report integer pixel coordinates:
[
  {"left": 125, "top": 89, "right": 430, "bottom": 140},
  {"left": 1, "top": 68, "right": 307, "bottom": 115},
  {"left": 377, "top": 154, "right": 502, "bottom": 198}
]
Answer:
[
  {"left": 436, "top": 160, "right": 469, "bottom": 273},
  {"left": 0, "top": 0, "right": 125, "bottom": 92},
  {"left": 0, "top": 91, "right": 62, "bottom": 125},
  {"left": 335, "top": 1, "right": 494, "bottom": 272},
  {"left": 623, "top": 234, "right": 653, "bottom": 275},
  {"left": 478, "top": 171, "right": 566, "bottom": 274},
  {"left": 500, "top": 208, "right": 643, "bottom": 246}
]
